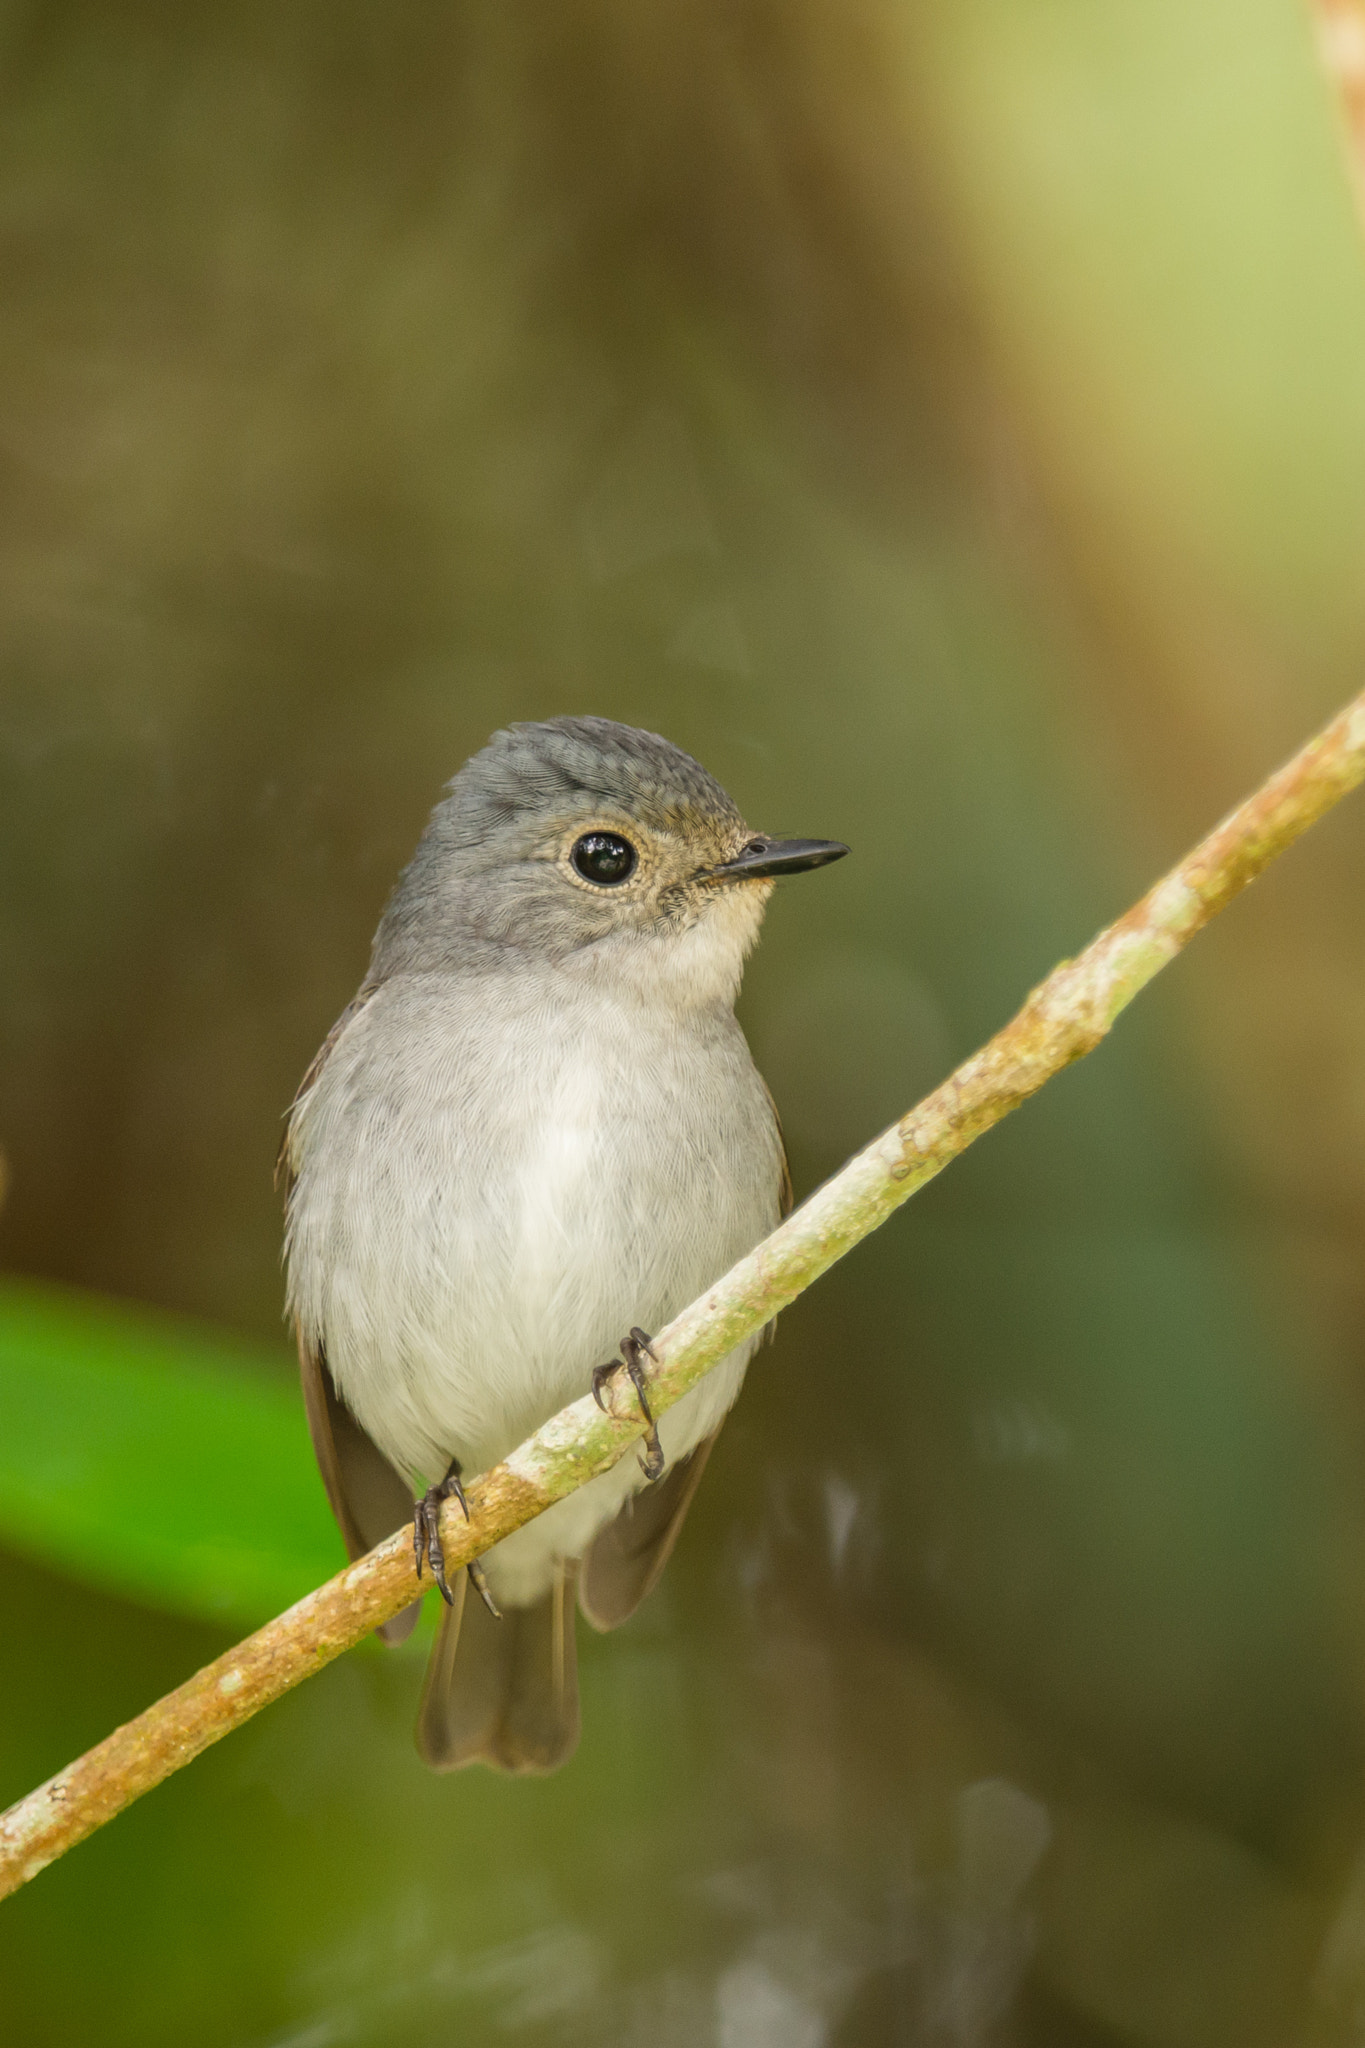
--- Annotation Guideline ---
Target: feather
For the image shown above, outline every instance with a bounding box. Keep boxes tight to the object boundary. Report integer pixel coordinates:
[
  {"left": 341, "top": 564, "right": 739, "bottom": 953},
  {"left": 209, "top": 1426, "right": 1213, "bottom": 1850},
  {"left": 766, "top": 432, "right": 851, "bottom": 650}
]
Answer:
[
  {"left": 417, "top": 1558, "right": 580, "bottom": 1772},
  {"left": 297, "top": 1331, "right": 421, "bottom": 1645},
  {"left": 578, "top": 1431, "right": 719, "bottom": 1631}
]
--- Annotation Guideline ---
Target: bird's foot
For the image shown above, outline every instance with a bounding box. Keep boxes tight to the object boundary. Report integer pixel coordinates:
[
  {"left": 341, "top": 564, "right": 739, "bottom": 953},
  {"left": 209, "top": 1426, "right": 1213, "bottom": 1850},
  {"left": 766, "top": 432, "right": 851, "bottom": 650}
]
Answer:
[
  {"left": 413, "top": 1457, "right": 469, "bottom": 1604},
  {"left": 592, "top": 1327, "right": 665, "bottom": 1483}
]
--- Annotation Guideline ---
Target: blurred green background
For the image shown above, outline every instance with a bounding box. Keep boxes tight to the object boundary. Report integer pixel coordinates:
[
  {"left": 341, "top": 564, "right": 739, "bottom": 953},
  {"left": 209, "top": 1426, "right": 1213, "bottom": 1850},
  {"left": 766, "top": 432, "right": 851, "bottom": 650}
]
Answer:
[{"left": 4, "top": 0, "right": 1365, "bottom": 2041}]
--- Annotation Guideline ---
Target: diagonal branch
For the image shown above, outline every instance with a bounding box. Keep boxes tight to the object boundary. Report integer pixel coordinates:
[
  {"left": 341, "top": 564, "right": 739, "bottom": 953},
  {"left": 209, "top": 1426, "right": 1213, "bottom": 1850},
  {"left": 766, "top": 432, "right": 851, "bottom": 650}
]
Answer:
[{"left": 3, "top": 687, "right": 1365, "bottom": 1901}]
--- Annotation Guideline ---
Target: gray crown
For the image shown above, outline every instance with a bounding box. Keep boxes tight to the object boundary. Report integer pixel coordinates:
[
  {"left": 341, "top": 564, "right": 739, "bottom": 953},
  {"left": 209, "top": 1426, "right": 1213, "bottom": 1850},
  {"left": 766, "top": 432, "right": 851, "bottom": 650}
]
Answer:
[{"left": 433, "top": 717, "right": 743, "bottom": 848}]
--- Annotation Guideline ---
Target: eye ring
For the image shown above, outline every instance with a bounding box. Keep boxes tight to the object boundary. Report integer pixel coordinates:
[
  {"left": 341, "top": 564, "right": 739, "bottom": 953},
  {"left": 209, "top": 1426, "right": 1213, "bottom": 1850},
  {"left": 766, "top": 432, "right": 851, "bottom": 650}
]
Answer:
[{"left": 570, "top": 830, "right": 638, "bottom": 887}]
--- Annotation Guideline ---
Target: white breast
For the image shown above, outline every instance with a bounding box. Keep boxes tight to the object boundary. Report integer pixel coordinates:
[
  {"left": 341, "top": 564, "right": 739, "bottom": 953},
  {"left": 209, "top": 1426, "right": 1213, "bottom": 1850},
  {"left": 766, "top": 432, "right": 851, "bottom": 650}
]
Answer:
[
  {"left": 509, "top": 1053, "right": 605, "bottom": 1327},
  {"left": 284, "top": 965, "right": 783, "bottom": 1603}
]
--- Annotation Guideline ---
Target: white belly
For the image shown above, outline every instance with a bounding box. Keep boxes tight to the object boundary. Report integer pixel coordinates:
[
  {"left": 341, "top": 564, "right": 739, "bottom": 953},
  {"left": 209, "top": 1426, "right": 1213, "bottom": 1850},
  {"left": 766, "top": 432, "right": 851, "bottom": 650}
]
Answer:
[{"left": 285, "top": 968, "right": 783, "bottom": 1604}]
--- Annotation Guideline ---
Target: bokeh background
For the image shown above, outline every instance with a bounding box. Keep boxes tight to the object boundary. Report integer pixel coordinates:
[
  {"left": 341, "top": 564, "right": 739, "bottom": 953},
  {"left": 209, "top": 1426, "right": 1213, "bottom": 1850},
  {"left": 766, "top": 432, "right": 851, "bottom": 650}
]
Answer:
[{"left": 4, "top": 1, "right": 1365, "bottom": 2041}]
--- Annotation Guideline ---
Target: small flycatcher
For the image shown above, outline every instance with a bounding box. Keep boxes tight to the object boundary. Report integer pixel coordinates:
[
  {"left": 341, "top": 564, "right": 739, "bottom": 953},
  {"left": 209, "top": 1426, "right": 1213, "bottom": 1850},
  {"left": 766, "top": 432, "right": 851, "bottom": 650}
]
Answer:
[{"left": 281, "top": 717, "right": 847, "bottom": 1772}]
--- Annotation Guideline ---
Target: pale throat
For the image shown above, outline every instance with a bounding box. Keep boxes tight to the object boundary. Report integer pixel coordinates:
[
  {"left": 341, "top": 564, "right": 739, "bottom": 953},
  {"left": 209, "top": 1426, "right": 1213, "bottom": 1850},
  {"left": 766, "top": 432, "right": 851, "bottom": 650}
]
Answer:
[{"left": 579, "top": 881, "right": 772, "bottom": 1011}]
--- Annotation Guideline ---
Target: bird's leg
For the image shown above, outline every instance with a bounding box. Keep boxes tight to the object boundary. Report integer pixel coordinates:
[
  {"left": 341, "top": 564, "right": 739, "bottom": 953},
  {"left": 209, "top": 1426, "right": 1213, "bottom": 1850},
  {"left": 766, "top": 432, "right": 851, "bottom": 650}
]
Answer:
[
  {"left": 413, "top": 1456, "right": 469, "bottom": 1605},
  {"left": 592, "top": 1327, "right": 665, "bottom": 1482},
  {"left": 414, "top": 1459, "right": 504, "bottom": 1618}
]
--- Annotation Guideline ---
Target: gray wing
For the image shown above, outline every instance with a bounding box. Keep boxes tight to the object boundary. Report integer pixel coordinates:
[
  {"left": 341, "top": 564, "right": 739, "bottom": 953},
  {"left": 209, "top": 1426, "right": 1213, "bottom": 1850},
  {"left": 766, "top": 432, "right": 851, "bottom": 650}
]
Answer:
[
  {"left": 578, "top": 1431, "right": 720, "bottom": 1631},
  {"left": 297, "top": 1329, "right": 423, "bottom": 1645},
  {"left": 275, "top": 990, "right": 373, "bottom": 1193},
  {"left": 283, "top": 990, "right": 419, "bottom": 1643},
  {"left": 762, "top": 1072, "right": 794, "bottom": 1223},
  {"left": 761, "top": 1074, "right": 793, "bottom": 1349}
]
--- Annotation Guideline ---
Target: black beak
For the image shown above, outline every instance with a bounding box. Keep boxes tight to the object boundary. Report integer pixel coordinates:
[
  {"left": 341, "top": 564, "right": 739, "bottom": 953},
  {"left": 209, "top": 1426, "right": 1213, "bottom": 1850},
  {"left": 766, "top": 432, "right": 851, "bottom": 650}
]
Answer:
[{"left": 707, "top": 836, "right": 850, "bottom": 881}]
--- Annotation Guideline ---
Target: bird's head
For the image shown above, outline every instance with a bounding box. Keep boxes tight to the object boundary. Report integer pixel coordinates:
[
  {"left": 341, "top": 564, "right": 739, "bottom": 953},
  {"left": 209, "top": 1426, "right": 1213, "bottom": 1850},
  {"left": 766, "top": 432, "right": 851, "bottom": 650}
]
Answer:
[{"left": 371, "top": 716, "right": 847, "bottom": 1006}]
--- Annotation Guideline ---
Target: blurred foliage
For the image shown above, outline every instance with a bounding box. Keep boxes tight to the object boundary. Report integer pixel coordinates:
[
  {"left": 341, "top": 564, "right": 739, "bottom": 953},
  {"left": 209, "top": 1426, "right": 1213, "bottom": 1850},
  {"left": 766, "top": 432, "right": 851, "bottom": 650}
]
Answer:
[
  {"left": 0, "top": 1278, "right": 340, "bottom": 1625},
  {"left": 5, "top": 0, "right": 1365, "bottom": 2044}
]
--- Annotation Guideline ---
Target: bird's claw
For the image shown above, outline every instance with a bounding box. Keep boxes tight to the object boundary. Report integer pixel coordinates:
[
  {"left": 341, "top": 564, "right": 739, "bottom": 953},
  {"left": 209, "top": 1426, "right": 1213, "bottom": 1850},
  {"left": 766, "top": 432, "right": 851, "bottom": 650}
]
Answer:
[
  {"left": 467, "top": 1556, "right": 502, "bottom": 1619},
  {"left": 593, "top": 1327, "right": 665, "bottom": 1483},
  {"left": 413, "top": 1457, "right": 470, "bottom": 1605}
]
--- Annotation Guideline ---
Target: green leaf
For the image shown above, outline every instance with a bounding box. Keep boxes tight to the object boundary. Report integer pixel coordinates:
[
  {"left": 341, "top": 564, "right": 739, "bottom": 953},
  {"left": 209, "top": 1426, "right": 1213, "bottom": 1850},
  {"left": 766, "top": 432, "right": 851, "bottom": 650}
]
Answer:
[{"left": 0, "top": 1277, "right": 350, "bottom": 1629}]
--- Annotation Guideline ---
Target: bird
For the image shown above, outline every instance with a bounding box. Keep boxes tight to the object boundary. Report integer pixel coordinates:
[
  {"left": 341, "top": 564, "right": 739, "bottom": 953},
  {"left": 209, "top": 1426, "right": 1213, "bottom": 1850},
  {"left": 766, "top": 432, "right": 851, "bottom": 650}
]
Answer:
[{"left": 279, "top": 716, "right": 847, "bottom": 1773}]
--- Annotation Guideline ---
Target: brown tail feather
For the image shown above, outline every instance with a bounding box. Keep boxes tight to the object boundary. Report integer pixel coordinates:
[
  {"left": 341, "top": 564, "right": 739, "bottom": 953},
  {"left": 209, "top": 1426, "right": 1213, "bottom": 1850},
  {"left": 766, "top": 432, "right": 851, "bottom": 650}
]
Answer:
[
  {"left": 416, "top": 1559, "right": 580, "bottom": 1773},
  {"left": 578, "top": 1432, "right": 719, "bottom": 1633}
]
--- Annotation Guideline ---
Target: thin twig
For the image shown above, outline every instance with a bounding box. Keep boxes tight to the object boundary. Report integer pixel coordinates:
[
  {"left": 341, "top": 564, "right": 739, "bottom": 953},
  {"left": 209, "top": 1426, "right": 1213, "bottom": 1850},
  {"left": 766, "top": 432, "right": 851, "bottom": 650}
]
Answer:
[{"left": 3, "top": 687, "right": 1364, "bottom": 1901}]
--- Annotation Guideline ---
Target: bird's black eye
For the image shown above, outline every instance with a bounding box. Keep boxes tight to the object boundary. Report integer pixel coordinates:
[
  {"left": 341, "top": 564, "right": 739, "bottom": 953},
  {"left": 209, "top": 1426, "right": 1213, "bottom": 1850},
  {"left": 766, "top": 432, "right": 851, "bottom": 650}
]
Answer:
[{"left": 570, "top": 830, "right": 638, "bottom": 886}]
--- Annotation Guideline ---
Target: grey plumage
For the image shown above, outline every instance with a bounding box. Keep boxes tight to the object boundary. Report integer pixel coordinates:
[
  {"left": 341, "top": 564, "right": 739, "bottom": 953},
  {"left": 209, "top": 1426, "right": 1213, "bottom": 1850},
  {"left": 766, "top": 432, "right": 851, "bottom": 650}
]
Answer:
[{"left": 281, "top": 717, "right": 844, "bottom": 1772}]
